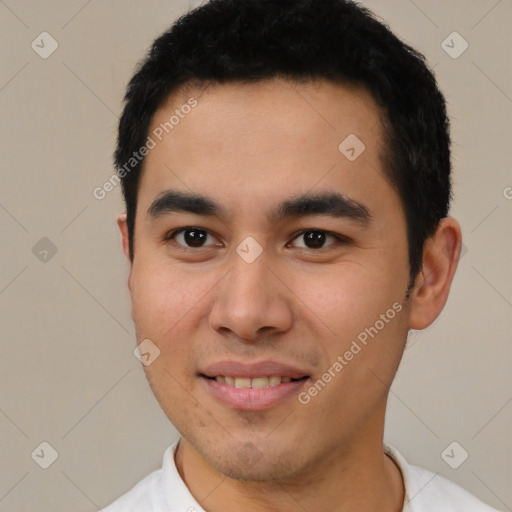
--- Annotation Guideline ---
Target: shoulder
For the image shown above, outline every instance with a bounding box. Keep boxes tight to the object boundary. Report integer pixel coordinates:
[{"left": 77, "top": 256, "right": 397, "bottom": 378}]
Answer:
[
  {"left": 385, "top": 444, "right": 503, "bottom": 512},
  {"left": 100, "top": 443, "right": 179, "bottom": 512},
  {"left": 100, "top": 467, "right": 163, "bottom": 512},
  {"left": 405, "top": 464, "right": 501, "bottom": 511},
  {"left": 100, "top": 440, "right": 202, "bottom": 512}
]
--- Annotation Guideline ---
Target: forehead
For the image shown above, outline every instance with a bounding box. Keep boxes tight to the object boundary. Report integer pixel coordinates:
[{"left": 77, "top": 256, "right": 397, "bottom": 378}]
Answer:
[
  {"left": 137, "top": 77, "right": 395, "bottom": 224},
  {"left": 156, "top": 77, "right": 383, "bottom": 146}
]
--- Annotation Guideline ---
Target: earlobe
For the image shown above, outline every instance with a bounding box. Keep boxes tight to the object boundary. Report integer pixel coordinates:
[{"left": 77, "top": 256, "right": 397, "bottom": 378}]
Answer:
[{"left": 408, "top": 217, "right": 462, "bottom": 330}]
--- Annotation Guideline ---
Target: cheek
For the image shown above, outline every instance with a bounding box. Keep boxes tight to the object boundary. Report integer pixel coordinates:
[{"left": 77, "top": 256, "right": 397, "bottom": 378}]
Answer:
[
  {"left": 299, "top": 270, "right": 408, "bottom": 419},
  {"left": 292, "top": 262, "right": 394, "bottom": 336},
  {"left": 130, "top": 262, "right": 205, "bottom": 339},
  {"left": 294, "top": 261, "right": 408, "bottom": 386}
]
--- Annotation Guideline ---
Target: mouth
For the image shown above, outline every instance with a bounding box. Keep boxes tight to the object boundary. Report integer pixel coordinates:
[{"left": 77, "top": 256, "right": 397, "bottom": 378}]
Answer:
[
  {"left": 199, "top": 360, "right": 312, "bottom": 410},
  {"left": 200, "top": 375, "right": 310, "bottom": 410}
]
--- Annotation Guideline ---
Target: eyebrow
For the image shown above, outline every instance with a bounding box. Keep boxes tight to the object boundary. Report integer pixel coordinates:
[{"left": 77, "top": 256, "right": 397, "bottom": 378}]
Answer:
[{"left": 147, "top": 189, "right": 372, "bottom": 226}]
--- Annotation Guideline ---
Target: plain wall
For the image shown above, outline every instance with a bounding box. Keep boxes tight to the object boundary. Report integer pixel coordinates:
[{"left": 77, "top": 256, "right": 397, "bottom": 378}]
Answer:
[{"left": 0, "top": 0, "right": 510, "bottom": 510}]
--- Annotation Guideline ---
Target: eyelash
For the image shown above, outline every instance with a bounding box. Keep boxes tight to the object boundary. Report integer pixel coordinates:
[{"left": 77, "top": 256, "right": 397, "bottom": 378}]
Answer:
[{"left": 163, "top": 227, "right": 350, "bottom": 251}]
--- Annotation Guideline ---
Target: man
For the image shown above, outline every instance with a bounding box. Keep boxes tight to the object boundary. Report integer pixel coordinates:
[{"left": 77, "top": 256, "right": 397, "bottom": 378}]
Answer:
[{"left": 103, "top": 0, "right": 501, "bottom": 510}]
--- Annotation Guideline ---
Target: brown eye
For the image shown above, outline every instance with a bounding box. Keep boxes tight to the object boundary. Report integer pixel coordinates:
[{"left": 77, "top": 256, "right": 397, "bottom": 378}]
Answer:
[
  {"left": 166, "top": 228, "right": 219, "bottom": 248},
  {"left": 291, "top": 230, "right": 340, "bottom": 250}
]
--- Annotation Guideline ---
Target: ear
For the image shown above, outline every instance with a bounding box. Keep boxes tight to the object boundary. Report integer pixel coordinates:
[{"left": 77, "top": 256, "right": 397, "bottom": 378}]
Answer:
[
  {"left": 408, "top": 217, "right": 462, "bottom": 330},
  {"left": 117, "top": 213, "right": 133, "bottom": 294}
]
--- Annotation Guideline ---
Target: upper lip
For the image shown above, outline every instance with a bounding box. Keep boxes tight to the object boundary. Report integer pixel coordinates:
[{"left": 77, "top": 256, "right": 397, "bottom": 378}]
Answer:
[{"left": 200, "top": 360, "right": 310, "bottom": 379}]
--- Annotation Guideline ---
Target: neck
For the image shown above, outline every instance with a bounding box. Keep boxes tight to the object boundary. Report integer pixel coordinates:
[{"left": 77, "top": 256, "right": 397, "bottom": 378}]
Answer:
[{"left": 174, "top": 404, "right": 404, "bottom": 512}]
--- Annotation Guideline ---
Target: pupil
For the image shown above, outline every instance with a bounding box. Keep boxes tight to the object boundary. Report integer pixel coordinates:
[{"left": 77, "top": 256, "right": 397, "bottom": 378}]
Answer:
[
  {"left": 304, "top": 230, "right": 325, "bottom": 249},
  {"left": 184, "top": 229, "right": 207, "bottom": 247}
]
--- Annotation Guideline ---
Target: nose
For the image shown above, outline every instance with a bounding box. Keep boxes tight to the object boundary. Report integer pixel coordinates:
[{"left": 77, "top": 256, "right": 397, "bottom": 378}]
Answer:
[{"left": 208, "top": 252, "right": 294, "bottom": 342}]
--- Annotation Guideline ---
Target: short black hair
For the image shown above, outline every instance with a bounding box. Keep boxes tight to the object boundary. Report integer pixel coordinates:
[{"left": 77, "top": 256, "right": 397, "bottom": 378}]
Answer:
[{"left": 115, "top": 0, "right": 452, "bottom": 292}]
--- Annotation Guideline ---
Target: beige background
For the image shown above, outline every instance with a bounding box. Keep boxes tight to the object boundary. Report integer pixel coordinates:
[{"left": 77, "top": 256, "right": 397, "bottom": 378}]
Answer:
[{"left": 0, "top": 0, "right": 511, "bottom": 510}]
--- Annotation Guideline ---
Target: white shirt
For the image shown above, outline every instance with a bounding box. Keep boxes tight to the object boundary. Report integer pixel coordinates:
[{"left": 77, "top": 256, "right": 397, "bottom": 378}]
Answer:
[{"left": 101, "top": 439, "right": 502, "bottom": 511}]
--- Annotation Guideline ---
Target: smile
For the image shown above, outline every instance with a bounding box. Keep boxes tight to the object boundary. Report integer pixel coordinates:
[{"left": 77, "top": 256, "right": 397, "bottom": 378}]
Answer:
[{"left": 201, "top": 374, "right": 310, "bottom": 410}]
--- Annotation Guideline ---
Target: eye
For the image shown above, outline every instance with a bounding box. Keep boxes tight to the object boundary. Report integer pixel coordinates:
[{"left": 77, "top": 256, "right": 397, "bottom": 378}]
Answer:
[
  {"left": 289, "top": 229, "right": 345, "bottom": 250},
  {"left": 164, "top": 227, "right": 221, "bottom": 249},
  {"left": 164, "top": 227, "right": 348, "bottom": 251}
]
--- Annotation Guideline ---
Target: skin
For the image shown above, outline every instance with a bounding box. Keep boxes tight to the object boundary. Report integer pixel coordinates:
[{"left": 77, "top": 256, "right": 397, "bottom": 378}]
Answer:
[{"left": 117, "top": 77, "right": 462, "bottom": 512}]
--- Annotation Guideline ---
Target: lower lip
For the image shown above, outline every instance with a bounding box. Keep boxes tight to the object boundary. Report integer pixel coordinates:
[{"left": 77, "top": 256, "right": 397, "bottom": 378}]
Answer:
[{"left": 200, "top": 376, "right": 309, "bottom": 410}]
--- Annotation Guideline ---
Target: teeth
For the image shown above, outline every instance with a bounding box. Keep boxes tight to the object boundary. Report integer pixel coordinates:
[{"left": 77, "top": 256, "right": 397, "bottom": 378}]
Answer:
[
  {"left": 251, "top": 377, "right": 269, "bottom": 388},
  {"left": 214, "top": 376, "right": 297, "bottom": 388},
  {"left": 235, "top": 377, "right": 251, "bottom": 388}
]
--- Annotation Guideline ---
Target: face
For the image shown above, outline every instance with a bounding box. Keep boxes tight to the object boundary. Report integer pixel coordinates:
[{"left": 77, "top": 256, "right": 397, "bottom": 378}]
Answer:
[{"left": 122, "top": 78, "right": 414, "bottom": 481}]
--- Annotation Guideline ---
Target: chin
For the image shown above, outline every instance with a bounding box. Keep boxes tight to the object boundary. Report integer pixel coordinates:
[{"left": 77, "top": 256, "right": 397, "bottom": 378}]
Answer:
[{"left": 200, "top": 437, "right": 305, "bottom": 482}]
